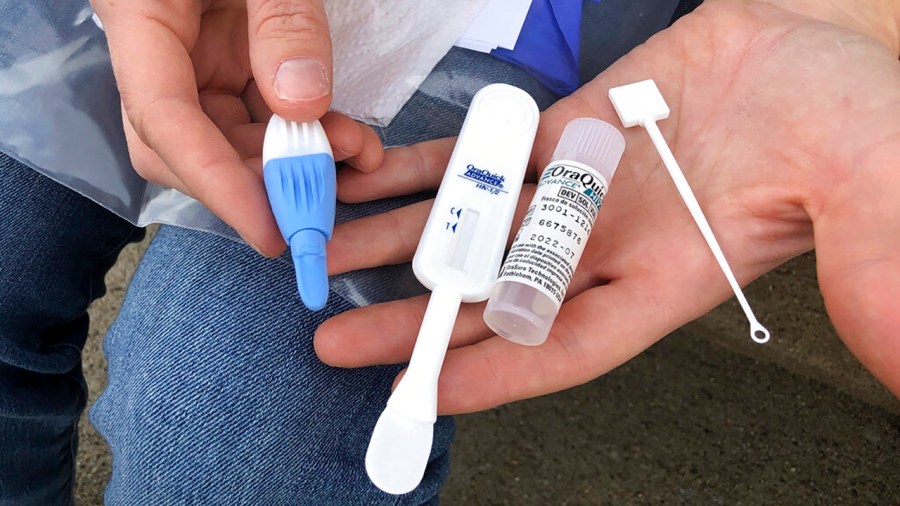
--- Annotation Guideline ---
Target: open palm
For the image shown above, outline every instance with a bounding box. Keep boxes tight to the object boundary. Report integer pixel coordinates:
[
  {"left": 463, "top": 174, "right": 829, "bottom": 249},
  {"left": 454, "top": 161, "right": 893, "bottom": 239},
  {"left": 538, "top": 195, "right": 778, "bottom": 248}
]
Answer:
[{"left": 316, "top": 0, "right": 900, "bottom": 413}]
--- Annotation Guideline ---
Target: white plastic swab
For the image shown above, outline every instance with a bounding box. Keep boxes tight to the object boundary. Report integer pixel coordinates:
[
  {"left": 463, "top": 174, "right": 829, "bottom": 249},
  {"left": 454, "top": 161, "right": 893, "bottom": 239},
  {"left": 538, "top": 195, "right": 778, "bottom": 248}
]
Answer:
[{"left": 609, "top": 80, "right": 770, "bottom": 344}]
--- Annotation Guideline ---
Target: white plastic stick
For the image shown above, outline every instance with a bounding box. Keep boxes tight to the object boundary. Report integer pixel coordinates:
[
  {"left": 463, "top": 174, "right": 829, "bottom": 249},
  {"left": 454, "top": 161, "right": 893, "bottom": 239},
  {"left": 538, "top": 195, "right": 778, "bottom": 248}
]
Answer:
[
  {"left": 365, "top": 287, "right": 461, "bottom": 495},
  {"left": 642, "top": 120, "right": 769, "bottom": 344},
  {"left": 609, "top": 80, "right": 770, "bottom": 344},
  {"left": 388, "top": 286, "right": 462, "bottom": 422}
]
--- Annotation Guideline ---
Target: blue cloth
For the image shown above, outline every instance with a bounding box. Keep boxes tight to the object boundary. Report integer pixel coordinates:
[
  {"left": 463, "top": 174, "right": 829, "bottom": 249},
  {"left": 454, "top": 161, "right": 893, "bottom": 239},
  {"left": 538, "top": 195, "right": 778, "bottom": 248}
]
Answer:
[{"left": 492, "top": 0, "right": 589, "bottom": 96}]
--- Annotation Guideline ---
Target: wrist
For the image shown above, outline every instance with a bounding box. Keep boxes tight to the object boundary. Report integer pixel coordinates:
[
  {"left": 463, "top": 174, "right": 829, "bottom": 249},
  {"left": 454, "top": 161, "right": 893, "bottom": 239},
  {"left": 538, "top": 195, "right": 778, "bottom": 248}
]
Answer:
[{"left": 759, "top": 0, "right": 900, "bottom": 56}]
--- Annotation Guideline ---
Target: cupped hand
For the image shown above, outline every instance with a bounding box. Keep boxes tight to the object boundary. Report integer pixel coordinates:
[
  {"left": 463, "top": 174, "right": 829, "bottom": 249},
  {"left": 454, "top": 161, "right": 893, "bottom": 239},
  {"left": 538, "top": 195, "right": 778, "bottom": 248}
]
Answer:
[
  {"left": 316, "top": 0, "right": 900, "bottom": 412},
  {"left": 91, "top": 0, "right": 383, "bottom": 255}
]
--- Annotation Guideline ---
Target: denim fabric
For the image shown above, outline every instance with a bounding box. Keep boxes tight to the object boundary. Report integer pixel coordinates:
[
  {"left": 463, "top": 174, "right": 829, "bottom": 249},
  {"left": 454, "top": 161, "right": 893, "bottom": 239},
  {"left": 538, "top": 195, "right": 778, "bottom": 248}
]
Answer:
[
  {"left": 0, "top": 156, "right": 142, "bottom": 506},
  {"left": 88, "top": 48, "right": 560, "bottom": 506},
  {"left": 2, "top": 7, "right": 675, "bottom": 501},
  {"left": 91, "top": 231, "right": 454, "bottom": 505}
]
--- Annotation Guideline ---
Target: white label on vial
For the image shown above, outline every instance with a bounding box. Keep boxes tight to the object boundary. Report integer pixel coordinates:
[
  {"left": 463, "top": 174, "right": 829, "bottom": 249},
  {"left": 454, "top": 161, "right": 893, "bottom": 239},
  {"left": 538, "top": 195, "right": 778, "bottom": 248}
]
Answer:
[{"left": 497, "top": 161, "right": 608, "bottom": 306}]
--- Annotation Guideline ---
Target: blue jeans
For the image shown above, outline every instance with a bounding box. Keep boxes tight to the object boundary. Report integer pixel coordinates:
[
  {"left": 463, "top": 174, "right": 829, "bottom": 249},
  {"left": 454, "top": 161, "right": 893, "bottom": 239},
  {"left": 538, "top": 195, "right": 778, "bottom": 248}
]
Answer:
[
  {"left": 0, "top": 157, "right": 144, "bottom": 504},
  {"left": 0, "top": 49, "right": 558, "bottom": 505}
]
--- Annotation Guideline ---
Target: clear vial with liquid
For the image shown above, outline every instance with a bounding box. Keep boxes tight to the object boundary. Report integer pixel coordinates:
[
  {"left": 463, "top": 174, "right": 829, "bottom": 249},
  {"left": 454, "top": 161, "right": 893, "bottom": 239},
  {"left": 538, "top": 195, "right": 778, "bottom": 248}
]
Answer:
[{"left": 484, "top": 118, "right": 626, "bottom": 346}]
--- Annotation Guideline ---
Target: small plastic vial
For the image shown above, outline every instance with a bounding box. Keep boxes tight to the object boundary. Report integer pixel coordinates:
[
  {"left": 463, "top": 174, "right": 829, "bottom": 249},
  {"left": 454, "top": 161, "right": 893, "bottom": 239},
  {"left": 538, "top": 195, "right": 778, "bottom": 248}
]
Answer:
[{"left": 483, "top": 118, "right": 626, "bottom": 346}]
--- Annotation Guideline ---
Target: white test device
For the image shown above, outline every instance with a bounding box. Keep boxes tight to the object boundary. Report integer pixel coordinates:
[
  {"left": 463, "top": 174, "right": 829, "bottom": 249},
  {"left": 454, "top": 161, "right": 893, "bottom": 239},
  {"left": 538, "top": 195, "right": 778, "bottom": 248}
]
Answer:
[{"left": 365, "top": 84, "right": 540, "bottom": 495}]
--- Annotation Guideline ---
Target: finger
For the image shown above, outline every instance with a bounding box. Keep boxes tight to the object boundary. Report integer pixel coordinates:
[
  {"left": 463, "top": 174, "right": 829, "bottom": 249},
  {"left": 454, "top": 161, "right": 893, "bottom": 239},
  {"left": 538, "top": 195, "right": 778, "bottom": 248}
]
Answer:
[
  {"left": 328, "top": 180, "right": 536, "bottom": 277},
  {"left": 224, "top": 123, "right": 266, "bottom": 160},
  {"left": 814, "top": 149, "right": 900, "bottom": 396},
  {"left": 333, "top": 69, "right": 626, "bottom": 204},
  {"left": 319, "top": 113, "right": 384, "bottom": 171},
  {"left": 428, "top": 221, "right": 773, "bottom": 414},
  {"left": 200, "top": 93, "right": 251, "bottom": 133},
  {"left": 102, "top": 4, "right": 284, "bottom": 254},
  {"left": 242, "top": 80, "right": 274, "bottom": 123},
  {"left": 244, "top": 156, "right": 264, "bottom": 177},
  {"left": 337, "top": 138, "right": 456, "bottom": 203},
  {"left": 199, "top": 94, "right": 266, "bottom": 159},
  {"left": 327, "top": 199, "right": 433, "bottom": 275},
  {"left": 315, "top": 296, "right": 493, "bottom": 367},
  {"left": 239, "top": 90, "right": 384, "bottom": 167},
  {"left": 127, "top": 94, "right": 272, "bottom": 212},
  {"left": 351, "top": 124, "right": 384, "bottom": 172},
  {"left": 247, "top": 0, "right": 332, "bottom": 122},
  {"left": 431, "top": 279, "right": 691, "bottom": 415},
  {"left": 121, "top": 107, "right": 190, "bottom": 195}
]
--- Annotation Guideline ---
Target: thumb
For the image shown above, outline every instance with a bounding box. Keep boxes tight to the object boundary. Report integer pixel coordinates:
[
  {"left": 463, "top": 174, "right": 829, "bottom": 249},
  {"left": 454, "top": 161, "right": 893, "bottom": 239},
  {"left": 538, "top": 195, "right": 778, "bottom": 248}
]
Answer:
[
  {"left": 813, "top": 148, "right": 900, "bottom": 397},
  {"left": 247, "top": 0, "right": 333, "bottom": 122}
]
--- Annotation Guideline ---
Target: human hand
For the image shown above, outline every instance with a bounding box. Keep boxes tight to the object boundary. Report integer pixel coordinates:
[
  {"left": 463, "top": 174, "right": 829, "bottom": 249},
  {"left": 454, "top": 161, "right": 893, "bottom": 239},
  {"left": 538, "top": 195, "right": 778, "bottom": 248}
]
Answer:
[
  {"left": 91, "top": 0, "right": 383, "bottom": 255},
  {"left": 316, "top": 0, "right": 900, "bottom": 412}
]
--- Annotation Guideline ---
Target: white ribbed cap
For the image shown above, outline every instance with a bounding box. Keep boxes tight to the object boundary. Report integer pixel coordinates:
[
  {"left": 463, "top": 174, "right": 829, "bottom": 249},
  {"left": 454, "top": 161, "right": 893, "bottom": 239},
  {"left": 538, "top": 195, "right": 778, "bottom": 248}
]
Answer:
[
  {"left": 551, "top": 118, "right": 626, "bottom": 183},
  {"left": 262, "top": 115, "right": 333, "bottom": 166}
]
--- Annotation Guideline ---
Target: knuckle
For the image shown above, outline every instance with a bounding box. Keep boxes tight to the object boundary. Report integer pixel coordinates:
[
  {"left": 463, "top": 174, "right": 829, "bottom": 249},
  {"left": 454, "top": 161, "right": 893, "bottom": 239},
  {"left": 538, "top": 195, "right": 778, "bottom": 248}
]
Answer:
[
  {"left": 124, "top": 99, "right": 151, "bottom": 139},
  {"left": 410, "top": 143, "right": 432, "bottom": 189},
  {"left": 129, "top": 154, "right": 159, "bottom": 182},
  {"left": 252, "top": 1, "right": 328, "bottom": 42},
  {"left": 384, "top": 208, "right": 410, "bottom": 254},
  {"left": 123, "top": 138, "right": 163, "bottom": 182},
  {"left": 125, "top": 96, "right": 190, "bottom": 145},
  {"left": 88, "top": 0, "right": 106, "bottom": 16},
  {"left": 89, "top": 0, "right": 120, "bottom": 18}
]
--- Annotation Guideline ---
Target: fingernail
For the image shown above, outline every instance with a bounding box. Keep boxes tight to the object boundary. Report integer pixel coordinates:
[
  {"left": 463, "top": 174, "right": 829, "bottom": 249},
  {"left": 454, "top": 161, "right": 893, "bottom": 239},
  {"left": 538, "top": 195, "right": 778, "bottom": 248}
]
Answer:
[{"left": 275, "top": 57, "right": 330, "bottom": 101}]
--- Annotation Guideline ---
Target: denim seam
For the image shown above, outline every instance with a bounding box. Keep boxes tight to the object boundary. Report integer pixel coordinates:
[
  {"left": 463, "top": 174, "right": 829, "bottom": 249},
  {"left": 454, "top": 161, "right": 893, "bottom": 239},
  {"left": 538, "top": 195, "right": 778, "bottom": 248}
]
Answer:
[
  {"left": 64, "top": 418, "right": 78, "bottom": 506},
  {"left": 40, "top": 226, "right": 144, "bottom": 359}
]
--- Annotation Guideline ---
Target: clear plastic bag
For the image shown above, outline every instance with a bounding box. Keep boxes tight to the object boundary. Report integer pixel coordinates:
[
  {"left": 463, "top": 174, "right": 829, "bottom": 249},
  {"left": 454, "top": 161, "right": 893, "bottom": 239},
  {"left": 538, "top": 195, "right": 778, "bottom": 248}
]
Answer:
[
  {"left": 0, "top": 2, "right": 225, "bottom": 235},
  {"left": 0, "top": 0, "right": 490, "bottom": 230},
  {"left": 0, "top": 0, "right": 679, "bottom": 307},
  {"left": 0, "top": 1, "right": 475, "bottom": 307}
]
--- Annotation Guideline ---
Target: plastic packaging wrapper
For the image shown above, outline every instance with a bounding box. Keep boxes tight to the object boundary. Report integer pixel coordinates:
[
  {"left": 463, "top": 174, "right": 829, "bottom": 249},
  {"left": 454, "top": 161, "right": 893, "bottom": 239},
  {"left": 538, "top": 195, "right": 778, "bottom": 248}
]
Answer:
[
  {"left": 0, "top": 1, "right": 483, "bottom": 307},
  {"left": 0, "top": 0, "right": 679, "bottom": 307},
  {"left": 0, "top": 3, "right": 234, "bottom": 237}
]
